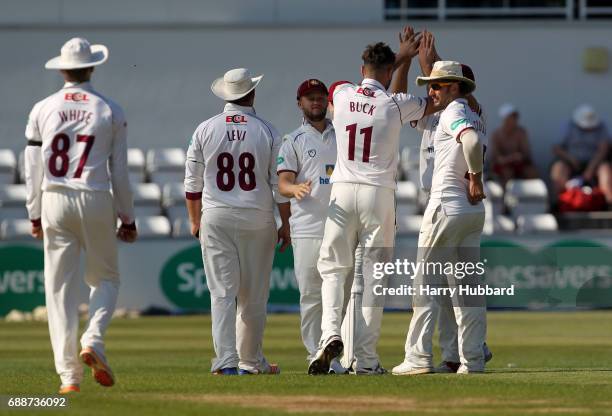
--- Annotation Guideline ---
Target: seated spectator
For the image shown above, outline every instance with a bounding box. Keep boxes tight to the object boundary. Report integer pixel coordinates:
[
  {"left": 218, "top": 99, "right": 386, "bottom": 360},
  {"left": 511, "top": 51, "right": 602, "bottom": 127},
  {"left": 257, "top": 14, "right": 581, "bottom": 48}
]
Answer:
[
  {"left": 489, "top": 103, "right": 539, "bottom": 186},
  {"left": 551, "top": 104, "right": 612, "bottom": 206}
]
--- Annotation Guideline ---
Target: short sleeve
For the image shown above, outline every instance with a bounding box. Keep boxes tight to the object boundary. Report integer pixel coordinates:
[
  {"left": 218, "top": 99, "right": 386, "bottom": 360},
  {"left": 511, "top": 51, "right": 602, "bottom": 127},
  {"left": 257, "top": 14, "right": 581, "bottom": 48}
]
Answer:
[
  {"left": 277, "top": 136, "right": 299, "bottom": 175},
  {"left": 440, "top": 102, "right": 475, "bottom": 141},
  {"left": 391, "top": 94, "right": 427, "bottom": 125}
]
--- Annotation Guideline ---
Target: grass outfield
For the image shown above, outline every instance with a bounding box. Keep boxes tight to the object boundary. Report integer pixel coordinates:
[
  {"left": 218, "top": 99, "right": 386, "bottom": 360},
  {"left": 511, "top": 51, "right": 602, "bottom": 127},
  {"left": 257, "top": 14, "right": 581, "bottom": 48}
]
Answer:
[{"left": 1, "top": 312, "right": 612, "bottom": 415}]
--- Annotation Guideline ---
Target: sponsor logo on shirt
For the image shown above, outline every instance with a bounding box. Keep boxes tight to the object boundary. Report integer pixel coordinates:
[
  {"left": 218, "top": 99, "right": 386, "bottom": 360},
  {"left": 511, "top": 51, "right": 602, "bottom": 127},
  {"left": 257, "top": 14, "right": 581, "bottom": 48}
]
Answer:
[
  {"left": 64, "top": 93, "right": 89, "bottom": 102},
  {"left": 356, "top": 87, "right": 375, "bottom": 97},
  {"left": 319, "top": 164, "right": 334, "bottom": 184},
  {"left": 226, "top": 115, "right": 248, "bottom": 124},
  {"left": 277, "top": 156, "right": 285, "bottom": 164},
  {"left": 451, "top": 118, "right": 468, "bottom": 131},
  {"left": 308, "top": 149, "right": 317, "bottom": 158}
]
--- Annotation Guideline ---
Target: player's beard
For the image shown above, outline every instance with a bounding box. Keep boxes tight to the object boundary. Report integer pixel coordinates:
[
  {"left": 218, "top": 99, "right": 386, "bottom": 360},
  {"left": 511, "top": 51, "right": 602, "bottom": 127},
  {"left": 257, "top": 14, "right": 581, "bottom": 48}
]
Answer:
[{"left": 304, "top": 107, "right": 327, "bottom": 122}]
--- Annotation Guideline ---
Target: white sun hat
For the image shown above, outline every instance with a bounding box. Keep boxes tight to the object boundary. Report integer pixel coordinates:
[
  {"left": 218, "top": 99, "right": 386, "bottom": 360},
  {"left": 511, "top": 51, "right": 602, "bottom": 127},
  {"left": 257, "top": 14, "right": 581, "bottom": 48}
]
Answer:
[
  {"left": 211, "top": 68, "right": 263, "bottom": 101},
  {"left": 573, "top": 104, "right": 600, "bottom": 130},
  {"left": 45, "top": 37, "right": 108, "bottom": 70},
  {"left": 498, "top": 103, "right": 518, "bottom": 119},
  {"left": 416, "top": 60, "right": 476, "bottom": 93}
]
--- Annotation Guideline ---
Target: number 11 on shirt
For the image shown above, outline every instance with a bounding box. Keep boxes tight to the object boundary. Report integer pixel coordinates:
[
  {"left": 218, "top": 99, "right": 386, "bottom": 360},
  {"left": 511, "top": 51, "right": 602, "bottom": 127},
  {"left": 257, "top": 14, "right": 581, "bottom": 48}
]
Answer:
[{"left": 346, "top": 124, "right": 373, "bottom": 163}]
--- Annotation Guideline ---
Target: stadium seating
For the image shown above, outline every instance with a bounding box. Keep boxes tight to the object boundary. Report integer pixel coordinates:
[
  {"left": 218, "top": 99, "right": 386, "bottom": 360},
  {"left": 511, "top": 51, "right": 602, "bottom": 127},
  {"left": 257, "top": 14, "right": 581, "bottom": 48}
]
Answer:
[
  {"left": 0, "top": 184, "right": 28, "bottom": 220},
  {"left": 0, "top": 218, "right": 32, "bottom": 240},
  {"left": 504, "top": 179, "right": 549, "bottom": 218},
  {"left": 132, "top": 183, "right": 162, "bottom": 217},
  {"left": 162, "top": 183, "right": 187, "bottom": 223},
  {"left": 516, "top": 214, "right": 559, "bottom": 234},
  {"left": 485, "top": 180, "right": 504, "bottom": 215},
  {"left": 135, "top": 215, "right": 172, "bottom": 239},
  {"left": 128, "top": 148, "right": 146, "bottom": 184},
  {"left": 0, "top": 149, "right": 17, "bottom": 184},
  {"left": 146, "top": 148, "right": 185, "bottom": 187},
  {"left": 17, "top": 151, "right": 25, "bottom": 183},
  {"left": 171, "top": 217, "right": 193, "bottom": 238}
]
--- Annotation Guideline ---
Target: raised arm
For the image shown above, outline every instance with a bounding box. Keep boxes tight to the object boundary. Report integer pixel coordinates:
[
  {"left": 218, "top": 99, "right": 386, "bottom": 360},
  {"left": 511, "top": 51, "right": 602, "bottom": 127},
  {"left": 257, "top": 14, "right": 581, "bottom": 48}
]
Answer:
[{"left": 390, "top": 26, "right": 421, "bottom": 94}]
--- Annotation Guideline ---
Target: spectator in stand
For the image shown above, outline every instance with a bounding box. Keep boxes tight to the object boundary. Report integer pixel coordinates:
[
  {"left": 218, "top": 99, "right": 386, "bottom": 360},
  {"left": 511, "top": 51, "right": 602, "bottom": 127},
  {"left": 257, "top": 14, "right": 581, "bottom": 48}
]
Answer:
[
  {"left": 489, "top": 103, "right": 539, "bottom": 187},
  {"left": 551, "top": 104, "right": 612, "bottom": 205}
]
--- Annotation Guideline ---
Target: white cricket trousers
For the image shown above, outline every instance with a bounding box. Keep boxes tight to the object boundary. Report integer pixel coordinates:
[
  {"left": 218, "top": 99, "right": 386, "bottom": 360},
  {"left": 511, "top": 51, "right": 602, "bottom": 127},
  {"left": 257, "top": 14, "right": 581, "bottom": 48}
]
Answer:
[
  {"left": 402, "top": 201, "right": 486, "bottom": 371},
  {"left": 318, "top": 183, "right": 395, "bottom": 370},
  {"left": 200, "top": 207, "right": 277, "bottom": 373},
  {"left": 42, "top": 189, "right": 119, "bottom": 386},
  {"left": 291, "top": 238, "right": 354, "bottom": 361}
]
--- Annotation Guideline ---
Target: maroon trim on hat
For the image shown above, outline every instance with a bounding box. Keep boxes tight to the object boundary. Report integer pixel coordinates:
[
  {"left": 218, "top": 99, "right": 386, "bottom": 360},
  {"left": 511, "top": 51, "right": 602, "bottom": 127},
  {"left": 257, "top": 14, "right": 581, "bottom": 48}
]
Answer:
[
  {"left": 297, "top": 79, "right": 328, "bottom": 99},
  {"left": 185, "top": 192, "right": 202, "bottom": 200},
  {"left": 277, "top": 169, "right": 298, "bottom": 176},
  {"left": 31, "top": 218, "right": 41, "bottom": 227},
  {"left": 460, "top": 64, "right": 475, "bottom": 82},
  {"left": 327, "top": 80, "right": 353, "bottom": 105}
]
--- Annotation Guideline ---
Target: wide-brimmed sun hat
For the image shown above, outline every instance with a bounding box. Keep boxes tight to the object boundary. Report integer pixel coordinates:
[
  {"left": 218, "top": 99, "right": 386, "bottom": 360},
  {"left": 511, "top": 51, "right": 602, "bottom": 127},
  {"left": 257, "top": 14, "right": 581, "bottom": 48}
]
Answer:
[
  {"left": 416, "top": 60, "right": 476, "bottom": 93},
  {"left": 211, "top": 68, "right": 263, "bottom": 101},
  {"left": 45, "top": 37, "right": 108, "bottom": 70}
]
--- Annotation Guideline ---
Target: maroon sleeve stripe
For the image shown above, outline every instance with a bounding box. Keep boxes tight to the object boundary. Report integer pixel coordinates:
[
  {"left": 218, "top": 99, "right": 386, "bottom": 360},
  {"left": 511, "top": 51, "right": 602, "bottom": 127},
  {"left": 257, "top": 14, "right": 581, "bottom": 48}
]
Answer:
[
  {"left": 277, "top": 169, "right": 298, "bottom": 175},
  {"left": 185, "top": 192, "right": 202, "bottom": 200},
  {"left": 31, "top": 218, "right": 41, "bottom": 227}
]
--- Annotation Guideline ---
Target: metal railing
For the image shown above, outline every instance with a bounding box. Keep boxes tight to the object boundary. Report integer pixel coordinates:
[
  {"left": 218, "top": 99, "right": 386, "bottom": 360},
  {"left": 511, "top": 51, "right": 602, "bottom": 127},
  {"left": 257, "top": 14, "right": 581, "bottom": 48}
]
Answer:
[{"left": 385, "top": 0, "right": 612, "bottom": 20}]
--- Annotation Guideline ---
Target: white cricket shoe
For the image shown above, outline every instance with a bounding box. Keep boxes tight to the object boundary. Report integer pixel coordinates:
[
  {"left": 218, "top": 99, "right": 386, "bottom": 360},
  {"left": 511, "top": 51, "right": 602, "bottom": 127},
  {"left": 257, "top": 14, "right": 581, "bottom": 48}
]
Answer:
[
  {"left": 308, "top": 335, "right": 343, "bottom": 375},
  {"left": 457, "top": 364, "right": 484, "bottom": 374},
  {"left": 328, "top": 358, "right": 348, "bottom": 374},
  {"left": 391, "top": 361, "right": 432, "bottom": 376}
]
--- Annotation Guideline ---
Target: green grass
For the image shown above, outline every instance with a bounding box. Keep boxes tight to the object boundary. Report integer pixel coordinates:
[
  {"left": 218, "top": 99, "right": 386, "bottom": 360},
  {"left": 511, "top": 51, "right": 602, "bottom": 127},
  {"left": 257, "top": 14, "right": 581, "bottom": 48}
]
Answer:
[{"left": 1, "top": 312, "right": 612, "bottom": 415}]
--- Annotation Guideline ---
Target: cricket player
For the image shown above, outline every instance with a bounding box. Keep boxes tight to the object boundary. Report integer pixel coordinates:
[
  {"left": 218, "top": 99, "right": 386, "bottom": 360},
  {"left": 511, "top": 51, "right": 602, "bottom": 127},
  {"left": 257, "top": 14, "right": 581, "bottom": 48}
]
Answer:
[
  {"left": 24, "top": 38, "right": 137, "bottom": 394},
  {"left": 185, "top": 68, "right": 289, "bottom": 375},
  {"left": 393, "top": 60, "right": 488, "bottom": 375},
  {"left": 412, "top": 32, "right": 492, "bottom": 374},
  {"left": 308, "top": 27, "right": 435, "bottom": 374}
]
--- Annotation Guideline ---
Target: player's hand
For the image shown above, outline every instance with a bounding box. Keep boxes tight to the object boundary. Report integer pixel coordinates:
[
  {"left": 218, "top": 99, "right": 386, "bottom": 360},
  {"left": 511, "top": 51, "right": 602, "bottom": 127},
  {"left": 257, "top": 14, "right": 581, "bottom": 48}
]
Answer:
[
  {"left": 117, "top": 222, "right": 138, "bottom": 243},
  {"left": 31, "top": 223, "right": 43, "bottom": 240},
  {"left": 277, "top": 223, "right": 291, "bottom": 253},
  {"left": 418, "top": 30, "right": 438, "bottom": 67},
  {"left": 467, "top": 173, "right": 486, "bottom": 205},
  {"left": 293, "top": 180, "right": 312, "bottom": 201},
  {"left": 397, "top": 26, "right": 421, "bottom": 62},
  {"left": 190, "top": 222, "right": 200, "bottom": 239}
]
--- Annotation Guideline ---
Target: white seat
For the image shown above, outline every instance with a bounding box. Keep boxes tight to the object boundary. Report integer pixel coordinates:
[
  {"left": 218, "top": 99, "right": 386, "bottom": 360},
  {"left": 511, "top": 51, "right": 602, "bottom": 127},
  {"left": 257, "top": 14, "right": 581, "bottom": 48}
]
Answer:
[
  {"left": 0, "top": 184, "right": 27, "bottom": 206},
  {"left": 135, "top": 216, "right": 171, "bottom": 239},
  {"left": 495, "top": 215, "right": 516, "bottom": 234},
  {"left": 1, "top": 219, "right": 32, "bottom": 240},
  {"left": 132, "top": 183, "right": 162, "bottom": 216},
  {"left": 128, "top": 148, "right": 146, "bottom": 183},
  {"left": 516, "top": 214, "right": 558, "bottom": 234},
  {"left": 505, "top": 179, "right": 549, "bottom": 218},
  {"left": 395, "top": 181, "right": 418, "bottom": 203},
  {"left": 396, "top": 214, "right": 423, "bottom": 235},
  {"left": 147, "top": 148, "right": 186, "bottom": 187},
  {"left": 162, "top": 182, "right": 185, "bottom": 208},
  {"left": 172, "top": 217, "right": 193, "bottom": 238},
  {"left": 0, "top": 149, "right": 17, "bottom": 184},
  {"left": 484, "top": 180, "right": 504, "bottom": 215}
]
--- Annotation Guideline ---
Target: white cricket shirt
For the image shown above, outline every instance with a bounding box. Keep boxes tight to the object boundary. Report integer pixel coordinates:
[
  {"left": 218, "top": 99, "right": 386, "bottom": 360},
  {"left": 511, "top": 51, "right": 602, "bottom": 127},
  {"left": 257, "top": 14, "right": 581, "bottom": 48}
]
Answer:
[
  {"left": 413, "top": 112, "right": 440, "bottom": 192},
  {"left": 330, "top": 79, "right": 427, "bottom": 190},
  {"left": 277, "top": 119, "right": 336, "bottom": 238},
  {"left": 185, "top": 103, "right": 285, "bottom": 212},
  {"left": 429, "top": 98, "right": 488, "bottom": 215},
  {"left": 24, "top": 81, "right": 134, "bottom": 221}
]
